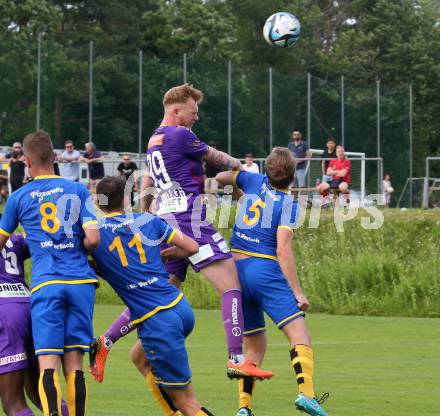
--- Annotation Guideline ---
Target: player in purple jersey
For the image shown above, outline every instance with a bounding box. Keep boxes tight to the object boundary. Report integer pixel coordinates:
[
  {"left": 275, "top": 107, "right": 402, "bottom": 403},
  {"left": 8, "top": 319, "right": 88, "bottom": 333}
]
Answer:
[
  {"left": 0, "top": 233, "right": 70, "bottom": 416},
  {"left": 89, "top": 84, "right": 272, "bottom": 415},
  {"left": 0, "top": 233, "right": 35, "bottom": 416}
]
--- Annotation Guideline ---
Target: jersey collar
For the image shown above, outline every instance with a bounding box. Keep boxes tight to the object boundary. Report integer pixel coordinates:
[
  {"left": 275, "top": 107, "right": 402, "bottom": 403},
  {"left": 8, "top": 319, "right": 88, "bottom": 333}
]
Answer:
[
  {"left": 102, "top": 212, "right": 124, "bottom": 218},
  {"left": 34, "top": 175, "right": 60, "bottom": 180}
]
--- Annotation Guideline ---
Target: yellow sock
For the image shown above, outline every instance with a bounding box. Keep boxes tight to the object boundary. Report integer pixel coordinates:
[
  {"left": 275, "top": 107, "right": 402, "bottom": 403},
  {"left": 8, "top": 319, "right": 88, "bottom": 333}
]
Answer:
[
  {"left": 238, "top": 376, "right": 255, "bottom": 409},
  {"left": 38, "top": 369, "right": 62, "bottom": 415},
  {"left": 66, "top": 370, "right": 87, "bottom": 416},
  {"left": 290, "top": 344, "right": 315, "bottom": 399},
  {"left": 146, "top": 371, "right": 180, "bottom": 416}
]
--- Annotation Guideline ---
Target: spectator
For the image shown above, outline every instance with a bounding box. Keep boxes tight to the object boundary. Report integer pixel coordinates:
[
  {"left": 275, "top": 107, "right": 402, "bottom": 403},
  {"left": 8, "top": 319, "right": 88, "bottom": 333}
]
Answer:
[
  {"left": 8, "top": 151, "right": 26, "bottom": 193},
  {"left": 322, "top": 137, "right": 336, "bottom": 182},
  {"left": 0, "top": 166, "right": 8, "bottom": 203},
  {"left": 317, "top": 145, "right": 351, "bottom": 205},
  {"left": 242, "top": 153, "right": 259, "bottom": 173},
  {"left": 288, "top": 129, "right": 311, "bottom": 188},
  {"left": 117, "top": 154, "right": 139, "bottom": 206},
  {"left": 80, "top": 142, "right": 104, "bottom": 193},
  {"left": 382, "top": 173, "right": 394, "bottom": 208},
  {"left": 60, "top": 140, "right": 81, "bottom": 181},
  {"left": 2, "top": 142, "right": 24, "bottom": 160}
]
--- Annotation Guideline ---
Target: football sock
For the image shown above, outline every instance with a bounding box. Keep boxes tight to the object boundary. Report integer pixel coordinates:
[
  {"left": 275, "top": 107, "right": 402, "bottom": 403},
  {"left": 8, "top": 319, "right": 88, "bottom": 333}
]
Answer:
[
  {"left": 146, "top": 372, "right": 178, "bottom": 415},
  {"left": 104, "top": 308, "right": 134, "bottom": 344},
  {"left": 38, "top": 369, "right": 62, "bottom": 416},
  {"left": 196, "top": 407, "right": 215, "bottom": 415},
  {"left": 66, "top": 370, "right": 87, "bottom": 416},
  {"left": 320, "top": 191, "right": 329, "bottom": 198},
  {"left": 290, "top": 344, "right": 315, "bottom": 399},
  {"left": 238, "top": 376, "right": 255, "bottom": 409},
  {"left": 38, "top": 399, "right": 68, "bottom": 415},
  {"left": 221, "top": 289, "right": 244, "bottom": 357},
  {"left": 16, "top": 409, "right": 34, "bottom": 416}
]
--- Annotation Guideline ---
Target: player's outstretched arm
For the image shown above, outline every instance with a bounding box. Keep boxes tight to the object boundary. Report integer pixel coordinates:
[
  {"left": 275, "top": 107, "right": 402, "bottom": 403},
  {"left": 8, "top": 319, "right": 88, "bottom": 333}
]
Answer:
[
  {"left": 215, "top": 171, "right": 244, "bottom": 200},
  {"left": 276, "top": 227, "right": 310, "bottom": 311},
  {"left": 203, "top": 146, "right": 241, "bottom": 170},
  {"left": 161, "top": 230, "right": 199, "bottom": 261},
  {"left": 215, "top": 171, "right": 236, "bottom": 186}
]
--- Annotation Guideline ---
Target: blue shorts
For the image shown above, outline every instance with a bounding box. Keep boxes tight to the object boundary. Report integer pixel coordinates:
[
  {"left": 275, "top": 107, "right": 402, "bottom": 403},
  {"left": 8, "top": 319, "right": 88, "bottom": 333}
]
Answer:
[
  {"left": 31, "top": 283, "right": 95, "bottom": 355},
  {"left": 235, "top": 257, "right": 305, "bottom": 336},
  {"left": 137, "top": 296, "right": 195, "bottom": 389}
]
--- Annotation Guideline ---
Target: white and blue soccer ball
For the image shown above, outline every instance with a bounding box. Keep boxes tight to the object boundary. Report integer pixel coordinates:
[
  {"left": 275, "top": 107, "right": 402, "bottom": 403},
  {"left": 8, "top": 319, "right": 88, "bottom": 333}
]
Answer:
[{"left": 263, "top": 12, "right": 301, "bottom": 48}]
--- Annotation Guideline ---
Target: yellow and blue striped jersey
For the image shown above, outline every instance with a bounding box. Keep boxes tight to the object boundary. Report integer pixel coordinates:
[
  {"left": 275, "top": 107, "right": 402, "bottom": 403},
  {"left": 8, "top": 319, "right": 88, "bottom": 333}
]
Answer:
[
  {"left": 230, "top": 171, "right": 299, "bottom": 260},
  {"left": 91, "top": 212, "right": 182, "bottom": 325},
  {"left": 0, "top": 176, "right": 98, "bottom": 291}
]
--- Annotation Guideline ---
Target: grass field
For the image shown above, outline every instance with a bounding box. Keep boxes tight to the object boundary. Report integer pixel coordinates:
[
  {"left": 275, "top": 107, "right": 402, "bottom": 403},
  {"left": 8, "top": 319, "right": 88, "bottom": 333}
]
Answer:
[
  {"left": 41, "top": 305, "right": 440, "bottom": 416},
  {"left": 95, "top": 209, "right": 440, "bottom": 317}
]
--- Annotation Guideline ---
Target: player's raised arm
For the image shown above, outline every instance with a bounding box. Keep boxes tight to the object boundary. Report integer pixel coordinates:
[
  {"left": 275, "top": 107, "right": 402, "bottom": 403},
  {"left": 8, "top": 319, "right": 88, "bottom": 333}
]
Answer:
[
  {"left": 160, "top": 229, "right": 199, "bottom": 261},
  {"left": 215, "top": 171, "right": 244, "bottom": 200},
  {"left": 276, "top": 227, "right": 310, "bottom": 311},
  {"left": 203, "top": 146, "right": 241, "bottom": 170}
]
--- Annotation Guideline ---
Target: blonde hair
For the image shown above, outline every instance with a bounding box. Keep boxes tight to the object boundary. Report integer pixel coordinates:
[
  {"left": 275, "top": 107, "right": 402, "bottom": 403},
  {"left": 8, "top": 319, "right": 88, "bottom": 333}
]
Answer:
[
  {"left": 163, "top": 83, "right": 203, "bottom": 107},
  {"left": 265, "top": 147, "right": 295, "bottom": 189}
]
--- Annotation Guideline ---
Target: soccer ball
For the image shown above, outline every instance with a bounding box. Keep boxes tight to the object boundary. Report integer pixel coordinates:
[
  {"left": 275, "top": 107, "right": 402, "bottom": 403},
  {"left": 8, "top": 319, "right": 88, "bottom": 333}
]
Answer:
[{"left": 263, "top": 12, "right": 301, "bottom": 48}]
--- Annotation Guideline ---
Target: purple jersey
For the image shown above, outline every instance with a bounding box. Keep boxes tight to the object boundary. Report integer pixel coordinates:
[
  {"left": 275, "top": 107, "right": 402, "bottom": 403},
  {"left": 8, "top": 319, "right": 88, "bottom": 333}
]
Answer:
[
  {"left": 0, "top": 234, "right": 31, "bottom": 304},
  {"left": 146, "top": 126, "right": 208, "bottom": 219}
]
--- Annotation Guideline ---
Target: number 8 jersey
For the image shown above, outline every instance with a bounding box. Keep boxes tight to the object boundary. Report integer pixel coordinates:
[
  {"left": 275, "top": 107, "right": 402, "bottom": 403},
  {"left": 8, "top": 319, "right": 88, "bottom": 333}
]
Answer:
[
  {"left": 0, "top": 176, "right": 98, "bottom": 292},
  {"left": 146, "top": 126, "right": 208, "bottom": 218}
]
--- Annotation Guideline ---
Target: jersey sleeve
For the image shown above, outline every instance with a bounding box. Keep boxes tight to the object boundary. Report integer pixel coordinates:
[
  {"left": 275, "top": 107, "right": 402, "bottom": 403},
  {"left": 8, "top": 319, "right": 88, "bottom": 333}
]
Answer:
[
  {"left": 278, "top": 197, "right": 300, "bottom": 232},
  {"left": 0, "top": 195, "right": 19, "bottom": 237},
  {"left": 178, "top": 128, "right": 208, "bottom": 158},
  {"left": 234, "top": 171, "right": 255, "bottom": 192},
  {"left": 116, "top": 163, "right": 123, "bottom": 172},
  {"left": 78, "top": 185, "right": 97, "bottom": 229},
  {"left": 154, "top": 216, "right": 176, "bottom": 244}
]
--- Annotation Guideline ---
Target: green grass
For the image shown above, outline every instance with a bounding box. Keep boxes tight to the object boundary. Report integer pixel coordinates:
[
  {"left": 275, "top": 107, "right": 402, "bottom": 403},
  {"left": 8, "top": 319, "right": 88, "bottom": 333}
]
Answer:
[
  {"left": 12, "top": 206, "right": 440, "bottom": 317},
  {"left": 35, "top": 305, "right": 440, "bottom": 415}
]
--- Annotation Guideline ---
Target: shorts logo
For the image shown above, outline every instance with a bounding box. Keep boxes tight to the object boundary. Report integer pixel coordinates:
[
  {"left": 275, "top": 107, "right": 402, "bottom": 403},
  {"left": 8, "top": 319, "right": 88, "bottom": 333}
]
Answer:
[
  {"left": 0, "top": 352, "right": 27, "bottom": 366},
  {"left": 232, "top": 327, "right": 242, "bottom": 337}
]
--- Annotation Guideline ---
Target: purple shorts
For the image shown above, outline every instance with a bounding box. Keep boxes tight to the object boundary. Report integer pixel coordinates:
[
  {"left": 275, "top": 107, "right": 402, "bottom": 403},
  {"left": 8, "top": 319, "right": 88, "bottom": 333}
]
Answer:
[
  {"left": 0, "top": 302, "right": 33, "bottom": 374},
  {"left": 160, "top": 216, "right": 232, "bottom": 282}
]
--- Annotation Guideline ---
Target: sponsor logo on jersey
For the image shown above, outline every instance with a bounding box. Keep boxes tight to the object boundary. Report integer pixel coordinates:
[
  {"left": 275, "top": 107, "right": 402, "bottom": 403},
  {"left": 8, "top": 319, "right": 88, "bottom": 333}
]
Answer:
[
  {"left": 30, "top": 187, "right": 64, "bottom": 203},
  {"left": 0, "top": 282, "right": 30, "bottom": 298}
]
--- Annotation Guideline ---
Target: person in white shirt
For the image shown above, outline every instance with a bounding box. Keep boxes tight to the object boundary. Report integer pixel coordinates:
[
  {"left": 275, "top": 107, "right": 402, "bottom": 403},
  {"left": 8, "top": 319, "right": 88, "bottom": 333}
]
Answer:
[
  {"left": 382, "top": 173, "right": 394, "bottom": 207},
  {"left": 242, "top": 153, "right": 259, "bottom": 173},
  {"left": 60, "top": 140, "right": 81, "bottom": 181}
]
